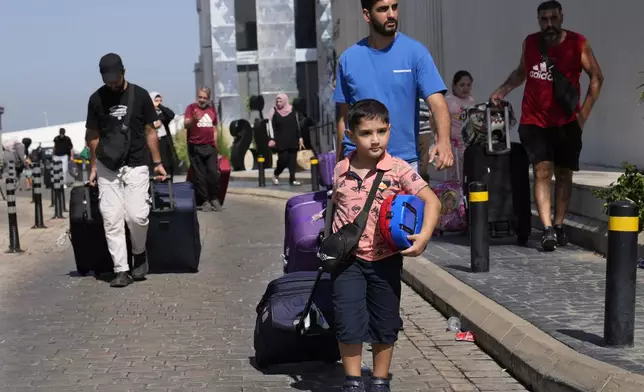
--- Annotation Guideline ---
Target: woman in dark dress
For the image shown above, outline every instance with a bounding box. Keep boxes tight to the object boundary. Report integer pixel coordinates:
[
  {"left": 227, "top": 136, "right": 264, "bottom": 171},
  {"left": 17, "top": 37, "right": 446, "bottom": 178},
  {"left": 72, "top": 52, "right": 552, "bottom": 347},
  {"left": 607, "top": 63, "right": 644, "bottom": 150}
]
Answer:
[
  {"left": 269, "top": 93, "right": 304, "bottom": 186},
  {"left": 150, "top": 92, "right": 179, "bottom": 178}
]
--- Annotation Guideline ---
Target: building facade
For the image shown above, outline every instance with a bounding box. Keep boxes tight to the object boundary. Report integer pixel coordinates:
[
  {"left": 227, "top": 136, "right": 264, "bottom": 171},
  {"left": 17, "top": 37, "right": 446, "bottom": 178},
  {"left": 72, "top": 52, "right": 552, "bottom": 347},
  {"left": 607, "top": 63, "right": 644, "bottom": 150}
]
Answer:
[
  {"left": 195, "top": 0, "right": 336, "bottom": 131},
  {"left": 333, "top": 0, "right": 644, "bottom": 169}
]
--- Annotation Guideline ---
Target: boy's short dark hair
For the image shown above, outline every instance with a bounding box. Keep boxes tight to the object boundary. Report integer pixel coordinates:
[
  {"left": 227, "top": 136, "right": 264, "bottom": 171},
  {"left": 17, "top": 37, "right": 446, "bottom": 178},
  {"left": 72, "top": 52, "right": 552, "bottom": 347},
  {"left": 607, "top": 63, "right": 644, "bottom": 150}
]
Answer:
[
  {"left": 347, "top": 99, "right": 389, "bottom": 131},
  {"left": 537, "top": 0, "right": 562, "bottom": 13}
]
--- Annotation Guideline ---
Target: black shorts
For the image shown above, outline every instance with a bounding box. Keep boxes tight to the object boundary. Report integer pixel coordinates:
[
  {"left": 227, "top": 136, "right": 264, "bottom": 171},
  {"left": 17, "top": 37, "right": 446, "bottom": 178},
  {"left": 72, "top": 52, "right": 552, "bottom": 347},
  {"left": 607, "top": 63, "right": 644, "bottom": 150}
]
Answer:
[
  {"left": 332, "top": 254, "right": 403, "bottom": 345},
  {"left": 518, "top": 121, "right": 583, "bottom": 171}
]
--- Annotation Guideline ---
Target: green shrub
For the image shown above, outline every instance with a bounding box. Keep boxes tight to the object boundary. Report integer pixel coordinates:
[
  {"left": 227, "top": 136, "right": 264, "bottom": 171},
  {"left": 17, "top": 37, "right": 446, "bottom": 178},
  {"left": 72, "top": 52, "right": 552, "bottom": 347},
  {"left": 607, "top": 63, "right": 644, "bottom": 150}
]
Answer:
[
  {"left": 174, "top": 129, "right": 189, "bottom": 168},
  {"left": 173, "top": 126, "right": 231, "bottom": 169},
  {"left": 592, "top": 162, "right": 644, "bottom": 233}
]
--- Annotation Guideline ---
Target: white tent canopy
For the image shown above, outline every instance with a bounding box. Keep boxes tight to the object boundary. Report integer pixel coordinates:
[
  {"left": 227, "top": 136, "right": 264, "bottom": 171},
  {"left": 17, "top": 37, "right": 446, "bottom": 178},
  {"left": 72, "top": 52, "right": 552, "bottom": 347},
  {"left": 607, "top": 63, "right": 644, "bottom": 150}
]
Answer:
[{"left": 1, "top": 115, "right": 185, "bottom": 153}]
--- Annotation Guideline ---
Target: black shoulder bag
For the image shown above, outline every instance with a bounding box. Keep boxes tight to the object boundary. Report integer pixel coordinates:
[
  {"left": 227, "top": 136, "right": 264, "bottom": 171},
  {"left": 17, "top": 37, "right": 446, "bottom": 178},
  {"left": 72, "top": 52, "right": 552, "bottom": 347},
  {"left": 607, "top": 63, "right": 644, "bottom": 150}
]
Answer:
[
  {"left": 318, "top": 170, "right": 385, "bottom": 274},
  {"left": 538, "top": 37, "right": 579, "bottom": 117},
  {"left": 96, "top": 84, "right": 135, "bottom": 171}
]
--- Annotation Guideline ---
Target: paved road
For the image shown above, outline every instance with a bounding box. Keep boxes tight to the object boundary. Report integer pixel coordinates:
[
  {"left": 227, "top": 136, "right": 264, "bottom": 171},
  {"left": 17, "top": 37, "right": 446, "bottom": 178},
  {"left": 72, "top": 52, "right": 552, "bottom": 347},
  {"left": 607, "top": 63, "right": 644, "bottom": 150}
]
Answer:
[
  {"left": 0, "top": 194, "right": 527, "bottom": 391},
  {"left": 425, "top": 231, "right": 644, "bottom": 375}
]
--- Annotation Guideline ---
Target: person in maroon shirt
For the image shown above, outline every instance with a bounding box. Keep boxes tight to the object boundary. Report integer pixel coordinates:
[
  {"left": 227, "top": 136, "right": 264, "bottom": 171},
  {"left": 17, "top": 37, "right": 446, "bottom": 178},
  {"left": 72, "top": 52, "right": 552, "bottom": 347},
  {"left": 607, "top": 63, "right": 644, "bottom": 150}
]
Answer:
[
  {"left": 490, "top": 0, "right": 603, "bottom": 251},
  {"left": 184, "top": 87, "right": 222, "bottom": 211}
]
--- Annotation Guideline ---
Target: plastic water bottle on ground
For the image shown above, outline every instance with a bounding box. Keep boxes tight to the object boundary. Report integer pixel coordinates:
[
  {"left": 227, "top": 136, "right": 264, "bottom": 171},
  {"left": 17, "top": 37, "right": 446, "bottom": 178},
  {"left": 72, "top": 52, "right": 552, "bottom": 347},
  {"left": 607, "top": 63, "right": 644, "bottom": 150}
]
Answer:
[{"left": 447, "top": 317, "right": 461, "bottom": 332}]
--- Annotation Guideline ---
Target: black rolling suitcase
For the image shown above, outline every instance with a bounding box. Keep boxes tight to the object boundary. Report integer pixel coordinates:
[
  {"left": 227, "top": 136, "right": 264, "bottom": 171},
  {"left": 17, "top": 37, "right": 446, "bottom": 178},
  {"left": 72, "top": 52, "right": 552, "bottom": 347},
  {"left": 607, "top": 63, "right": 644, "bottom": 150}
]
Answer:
[
  {"left": 69, "top": 184, "right": 132, "bottom": 275},
  {"left": 462, "top": 101, "right": 532, "bottom": 245},
  {"left": 254, "top": 268, "right": 340, "bottom": 368},
  {"left": 146, "top": 180, "right": 201, "bottom": 273}
]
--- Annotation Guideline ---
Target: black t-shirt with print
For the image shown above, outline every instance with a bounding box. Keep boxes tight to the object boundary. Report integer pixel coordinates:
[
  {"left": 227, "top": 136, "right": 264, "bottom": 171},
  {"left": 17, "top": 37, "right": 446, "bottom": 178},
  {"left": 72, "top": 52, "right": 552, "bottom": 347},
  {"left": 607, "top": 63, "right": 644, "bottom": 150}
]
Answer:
[{"left": 85, "top": 83, "right": 158, "bottom": 167}]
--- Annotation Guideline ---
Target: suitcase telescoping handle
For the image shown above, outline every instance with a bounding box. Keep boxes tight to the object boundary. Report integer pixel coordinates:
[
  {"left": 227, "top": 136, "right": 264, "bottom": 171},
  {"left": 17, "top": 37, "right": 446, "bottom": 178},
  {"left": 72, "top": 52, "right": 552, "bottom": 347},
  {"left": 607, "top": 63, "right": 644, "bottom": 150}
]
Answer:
[
  {"left": 486, "top": 101, "right": 512, "bottom": 156},
  {"left": 149, "top": 175, "right": 175, "bottom": 212},
  {"left": 295, "top": 267, "right": 325, "bottom": 336}
]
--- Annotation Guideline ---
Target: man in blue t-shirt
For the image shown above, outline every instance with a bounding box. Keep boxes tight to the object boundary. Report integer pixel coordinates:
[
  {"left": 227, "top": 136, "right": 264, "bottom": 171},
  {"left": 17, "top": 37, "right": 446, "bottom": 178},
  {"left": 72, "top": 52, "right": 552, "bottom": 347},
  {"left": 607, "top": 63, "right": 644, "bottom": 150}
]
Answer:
[
  {"left": 333, "top": 0, "right": 453, "bottom": 174},
  {"left": 332, "top": 3, "right": 453, "bottom": 391}
]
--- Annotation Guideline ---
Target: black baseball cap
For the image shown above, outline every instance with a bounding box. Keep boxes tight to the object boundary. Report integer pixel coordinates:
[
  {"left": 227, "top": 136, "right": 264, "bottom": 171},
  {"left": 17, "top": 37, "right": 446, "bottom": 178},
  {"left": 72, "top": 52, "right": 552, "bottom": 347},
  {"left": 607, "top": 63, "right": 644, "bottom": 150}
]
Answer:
[{"left": 99, "top": 53, "right": 124, "bottom": 84}]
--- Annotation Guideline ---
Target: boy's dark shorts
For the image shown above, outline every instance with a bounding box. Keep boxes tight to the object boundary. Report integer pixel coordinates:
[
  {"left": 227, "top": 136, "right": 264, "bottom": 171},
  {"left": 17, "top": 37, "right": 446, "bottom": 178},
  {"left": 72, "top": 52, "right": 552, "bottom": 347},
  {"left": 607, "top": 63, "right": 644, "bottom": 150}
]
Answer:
[
  {"left": 332, "top": 254, "right": 403, "bottom": 345},
  {"left": 518, "top": 121, "right": 583, "bottom": 171}
]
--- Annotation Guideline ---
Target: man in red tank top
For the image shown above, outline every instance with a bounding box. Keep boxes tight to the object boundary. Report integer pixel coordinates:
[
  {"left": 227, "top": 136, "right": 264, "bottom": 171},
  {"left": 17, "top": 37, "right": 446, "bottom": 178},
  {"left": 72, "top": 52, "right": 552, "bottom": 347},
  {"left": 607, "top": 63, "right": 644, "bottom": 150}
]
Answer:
[{"left": 490, "top": 0, "right": 603, "bottom": 251}]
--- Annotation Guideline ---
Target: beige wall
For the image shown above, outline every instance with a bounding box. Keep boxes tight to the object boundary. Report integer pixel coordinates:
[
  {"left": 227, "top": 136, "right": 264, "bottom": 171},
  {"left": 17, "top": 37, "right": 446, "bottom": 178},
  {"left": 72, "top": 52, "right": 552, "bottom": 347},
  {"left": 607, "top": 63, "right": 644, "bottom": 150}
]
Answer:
[{"left": 334, "top": 0, "right": 644, "bottom": 168}]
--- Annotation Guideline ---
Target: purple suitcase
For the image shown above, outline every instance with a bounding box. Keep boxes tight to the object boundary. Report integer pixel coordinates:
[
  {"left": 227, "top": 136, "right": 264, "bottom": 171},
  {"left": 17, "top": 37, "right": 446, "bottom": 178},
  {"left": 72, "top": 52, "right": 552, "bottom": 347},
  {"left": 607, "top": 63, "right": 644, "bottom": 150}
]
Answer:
[
  {"left": 284, "top": 191, "right": 327, "bottom": 255},
  {"left": 318, "top": 151, "right": 335, "bottom": 188},
  {"left": 283, "top": 191, "right": 329, "bottom": 273}
]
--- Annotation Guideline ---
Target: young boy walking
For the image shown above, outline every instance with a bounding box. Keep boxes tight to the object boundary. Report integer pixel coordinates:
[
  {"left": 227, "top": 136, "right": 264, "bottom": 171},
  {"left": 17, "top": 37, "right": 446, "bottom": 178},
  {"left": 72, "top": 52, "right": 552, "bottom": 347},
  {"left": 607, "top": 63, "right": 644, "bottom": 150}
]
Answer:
[{"left": 331, "top": 99, "right": 441, "bottom": 391}]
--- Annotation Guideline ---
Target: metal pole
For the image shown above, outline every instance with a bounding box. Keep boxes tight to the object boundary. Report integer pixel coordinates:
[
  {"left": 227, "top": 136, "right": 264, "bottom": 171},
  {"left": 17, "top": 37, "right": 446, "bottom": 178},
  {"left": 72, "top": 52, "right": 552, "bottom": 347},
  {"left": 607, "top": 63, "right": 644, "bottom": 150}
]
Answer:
[
  {"left": 52, "top": 160, "right": 64, "bottom": 219},
  {"left": 32, "top": 161, "right": 46, "bottom": 229},
  {"left": 48, "top": 160, "right": 55, "bottom": 207},
  {"left": 257, "top": 155, "right": 266, "bottom": 187},
  {"left": 7, "top": 159, "right": 15, "bottom": 182},
  {"left": 310, "top": 157, "right": 319, "bottom": 192},
  {"left": 469, "top": 182, "right": 489, "bottom": 273},
  {"left": 5, "top": 177, "right": 23, "bottom": 253},
  {"left": 604, "top": 200, "right": 639, "bottom": 348}
]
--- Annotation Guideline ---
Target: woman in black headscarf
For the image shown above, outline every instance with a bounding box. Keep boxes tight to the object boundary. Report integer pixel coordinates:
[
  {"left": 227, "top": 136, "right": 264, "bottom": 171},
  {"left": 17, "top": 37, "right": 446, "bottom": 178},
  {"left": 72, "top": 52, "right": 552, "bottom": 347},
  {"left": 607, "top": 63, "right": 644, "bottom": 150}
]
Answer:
[{"left": 150, "top": 91, "right": 180, "bottom": 178}]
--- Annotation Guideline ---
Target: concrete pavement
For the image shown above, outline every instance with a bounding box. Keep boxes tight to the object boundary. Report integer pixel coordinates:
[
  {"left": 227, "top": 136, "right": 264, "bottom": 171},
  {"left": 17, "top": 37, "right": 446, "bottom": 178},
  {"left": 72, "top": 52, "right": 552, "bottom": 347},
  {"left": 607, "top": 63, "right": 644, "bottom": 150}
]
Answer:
[{"left": 0, "top": 191, "right": 527, "bottom": 391}]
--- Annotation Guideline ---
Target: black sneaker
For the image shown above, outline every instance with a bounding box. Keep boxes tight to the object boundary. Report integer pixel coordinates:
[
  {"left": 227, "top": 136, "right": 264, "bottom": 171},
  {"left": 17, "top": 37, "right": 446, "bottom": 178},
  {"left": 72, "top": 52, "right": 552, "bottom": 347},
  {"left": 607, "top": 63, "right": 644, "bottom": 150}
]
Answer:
[
  {"left": 210, "top": 200, "right": 223, "bottom": 211},
  {"left": 131, "top": 252, "right": 149, "bottom": 281},
  {"left": 541, "top": 226, "right": 557, "bottom": 252},
  {"left": 368, "top": 378, "right": 390, "bottom": 392},
  {"left": 110, "top": 272, "right": 133, "bottom": 287},
  {"left": 554, "top": 225, "right": 568, "bottom": 246},
  {"left": 341, "top": 378, "right": 364, "bottom": 392}
]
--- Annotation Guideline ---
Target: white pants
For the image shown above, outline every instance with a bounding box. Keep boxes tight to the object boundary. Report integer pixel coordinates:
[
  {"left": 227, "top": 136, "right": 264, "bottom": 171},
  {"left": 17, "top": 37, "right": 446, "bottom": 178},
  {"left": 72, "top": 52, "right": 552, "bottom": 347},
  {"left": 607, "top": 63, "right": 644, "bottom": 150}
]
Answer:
[
  {"left": 53, "top": 155, "right": 69, "bottom": 184},
  {"left": 96, "top": 161, "right": 150, "bottom": 273}
]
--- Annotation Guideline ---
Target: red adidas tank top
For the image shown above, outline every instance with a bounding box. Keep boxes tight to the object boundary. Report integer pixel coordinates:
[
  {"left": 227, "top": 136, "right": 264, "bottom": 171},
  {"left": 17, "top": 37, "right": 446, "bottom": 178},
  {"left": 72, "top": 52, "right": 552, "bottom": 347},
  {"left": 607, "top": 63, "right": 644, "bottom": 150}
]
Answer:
[{"left": 520, "top": 30, "right": 586, "bottom": 128}]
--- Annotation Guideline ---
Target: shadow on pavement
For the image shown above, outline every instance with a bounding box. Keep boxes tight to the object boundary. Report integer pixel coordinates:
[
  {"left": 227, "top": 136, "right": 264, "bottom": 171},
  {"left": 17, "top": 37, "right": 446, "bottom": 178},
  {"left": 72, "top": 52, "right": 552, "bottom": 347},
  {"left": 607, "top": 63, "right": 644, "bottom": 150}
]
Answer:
[
  {"left": 557, "top": 329, "right": 605, "bottom": 347},
  {"left": 248, "top": 356, "right": 348, "bottom": 391}
]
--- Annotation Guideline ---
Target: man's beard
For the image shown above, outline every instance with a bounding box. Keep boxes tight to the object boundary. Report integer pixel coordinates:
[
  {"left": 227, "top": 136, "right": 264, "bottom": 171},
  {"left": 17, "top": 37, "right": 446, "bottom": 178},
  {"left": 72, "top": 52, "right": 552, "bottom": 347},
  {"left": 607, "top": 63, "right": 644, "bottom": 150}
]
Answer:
[
  {"left": 198, "top": 101, "right": 210, "bottom": 109},
  {"left": 372, "top": 17, "right": 398, "bottom": 37},
  {"left": 542, "top": 27, "right": 561, "bottom": 41}
]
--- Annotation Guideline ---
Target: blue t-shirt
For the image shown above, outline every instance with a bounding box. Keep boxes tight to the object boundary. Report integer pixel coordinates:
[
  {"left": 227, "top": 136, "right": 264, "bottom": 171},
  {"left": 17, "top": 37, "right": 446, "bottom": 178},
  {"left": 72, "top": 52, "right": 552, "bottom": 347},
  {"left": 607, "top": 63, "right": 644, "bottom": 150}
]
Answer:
[{"left": 333, "top": 33, "right": 447, "bottom": 163}]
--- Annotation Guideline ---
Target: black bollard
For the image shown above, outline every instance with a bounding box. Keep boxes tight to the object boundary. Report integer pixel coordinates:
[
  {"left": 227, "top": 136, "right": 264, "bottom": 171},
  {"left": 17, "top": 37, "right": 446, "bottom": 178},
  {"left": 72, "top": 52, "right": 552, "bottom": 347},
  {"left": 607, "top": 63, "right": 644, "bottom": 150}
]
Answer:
[
  {"left": 604, "top": 200, "right": 639, "bottom": 348},
  {"left": 32, "top": 161, "right": 46, "bottom": 229},
  {"left": 469, "top": 182, "right": 489, "bottom": 273},
  {"left": 257, "top": 155, "right": 266, "bottom": 187},
  {"left": 48, "top": 161, "right": 55, "bottom": 207},
  {"left": 5, "top": 177, "right": 23, "bottom": 253},
  {"left": 310, "top": 157, "right": 320, "bottom": 192},
  {"left": 52, "top": 160, "right": 64, "bottom": 219}
]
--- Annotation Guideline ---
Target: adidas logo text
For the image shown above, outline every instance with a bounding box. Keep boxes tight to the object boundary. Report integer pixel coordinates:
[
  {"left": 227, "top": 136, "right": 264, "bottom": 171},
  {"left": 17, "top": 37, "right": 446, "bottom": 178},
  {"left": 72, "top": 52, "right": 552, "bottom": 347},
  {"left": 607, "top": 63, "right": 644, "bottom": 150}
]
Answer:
[{"left": 529, "top": 62, "right": 553, "bottom": 81}]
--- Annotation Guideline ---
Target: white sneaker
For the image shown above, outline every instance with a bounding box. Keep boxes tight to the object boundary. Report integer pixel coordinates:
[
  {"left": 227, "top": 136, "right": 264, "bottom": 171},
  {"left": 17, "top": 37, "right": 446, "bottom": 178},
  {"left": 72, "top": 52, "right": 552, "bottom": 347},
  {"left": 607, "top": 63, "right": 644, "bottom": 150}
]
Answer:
[{"left": 272, "top": 177, "right": 280, "bottom": 185}]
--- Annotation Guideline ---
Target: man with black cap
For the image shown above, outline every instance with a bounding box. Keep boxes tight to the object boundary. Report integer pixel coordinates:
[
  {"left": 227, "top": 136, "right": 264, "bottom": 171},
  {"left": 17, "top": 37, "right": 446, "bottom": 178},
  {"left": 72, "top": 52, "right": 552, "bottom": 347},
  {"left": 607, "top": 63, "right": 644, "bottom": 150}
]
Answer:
[{"left": 85, "top": 53, "right": 167, "bottom": 288}]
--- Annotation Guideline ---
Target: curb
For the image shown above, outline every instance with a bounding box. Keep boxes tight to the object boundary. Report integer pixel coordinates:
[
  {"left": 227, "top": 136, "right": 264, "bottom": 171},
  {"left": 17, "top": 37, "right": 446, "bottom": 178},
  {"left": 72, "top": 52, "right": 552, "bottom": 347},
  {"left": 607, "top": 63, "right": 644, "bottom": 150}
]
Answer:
[
  {"left": 227, "top": 187, "right": 644, "bottom": 391},
  {"left": 230, "top": 171, "right": 313, "bottom": 185},
  {"left": 227, "top": 187, "right": 301, "bottom": 200},
  {"left": 402, "top": 257, "right": 644, "bottom": 392}
]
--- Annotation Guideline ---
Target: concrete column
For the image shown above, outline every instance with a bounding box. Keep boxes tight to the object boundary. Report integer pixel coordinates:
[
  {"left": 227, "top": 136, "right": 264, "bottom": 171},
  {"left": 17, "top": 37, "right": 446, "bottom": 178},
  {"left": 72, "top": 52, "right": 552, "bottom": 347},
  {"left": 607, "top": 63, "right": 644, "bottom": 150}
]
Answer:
[
  {"left": 316, "top": 0, "right": 335, "bottom": 150},
  {"left": 209, "top": 0, "right": 241, "bottom": 127},
  {"left": 255, "top": 0, "right": 298, "bottom": 118}
]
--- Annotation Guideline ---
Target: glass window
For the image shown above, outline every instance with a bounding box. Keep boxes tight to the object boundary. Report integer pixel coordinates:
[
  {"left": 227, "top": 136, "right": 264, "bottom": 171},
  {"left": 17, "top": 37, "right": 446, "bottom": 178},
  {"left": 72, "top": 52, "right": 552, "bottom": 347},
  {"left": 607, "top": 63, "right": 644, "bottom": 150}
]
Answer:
[
  {"left": 295, "top": 0, "right": 317, "bottom": 49},
  {"left": 238, "top": 64, "right": 261, "bottom": 119},
  {"left": 236, "top": 0, "right": 258, "bottom": 51},
  {"left": 296, "top": 61, "right": 319, "bottom": 120}
]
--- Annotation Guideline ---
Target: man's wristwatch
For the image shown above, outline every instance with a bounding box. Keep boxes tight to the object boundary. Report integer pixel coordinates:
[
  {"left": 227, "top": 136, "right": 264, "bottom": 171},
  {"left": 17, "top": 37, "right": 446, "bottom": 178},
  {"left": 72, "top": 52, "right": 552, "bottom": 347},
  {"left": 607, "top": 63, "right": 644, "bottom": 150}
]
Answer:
[{"left": 153, "top": 161, "right": 162, "bottom": 167}]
